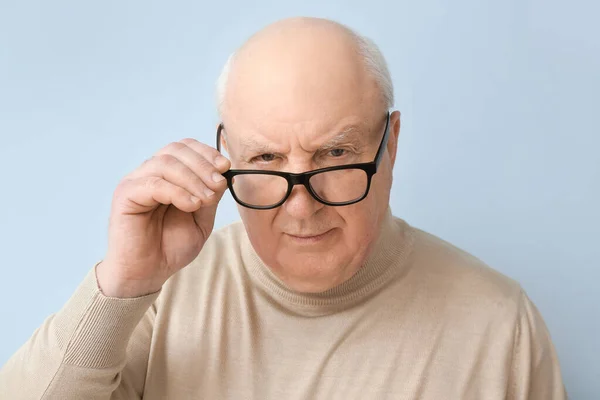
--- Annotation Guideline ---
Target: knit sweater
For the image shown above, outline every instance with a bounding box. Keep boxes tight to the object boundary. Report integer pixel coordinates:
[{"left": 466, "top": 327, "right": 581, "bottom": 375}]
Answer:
[{"left": 0, "top": 209, "right": 566, "bottom": 399}]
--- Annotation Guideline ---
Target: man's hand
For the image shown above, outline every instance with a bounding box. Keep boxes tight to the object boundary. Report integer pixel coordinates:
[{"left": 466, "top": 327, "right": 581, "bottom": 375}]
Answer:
[{"left": 96, "top": 138, "right": 231, "bottom": 298}]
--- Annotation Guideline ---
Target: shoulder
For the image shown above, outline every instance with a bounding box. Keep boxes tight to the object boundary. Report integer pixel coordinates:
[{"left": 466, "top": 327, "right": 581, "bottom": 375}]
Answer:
[{"left": 401, "top": 219, "right": 524, "bottom": 320}]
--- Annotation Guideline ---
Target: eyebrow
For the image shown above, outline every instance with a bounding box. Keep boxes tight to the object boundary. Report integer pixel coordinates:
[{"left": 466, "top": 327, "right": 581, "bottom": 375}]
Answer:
[
  {"left": 319, "top": 125, "right": 365, "bottom": 150},
  {"left": 238, "top": 137, "right": 280, "bottom": 154},
  {"left": 237, "top": 124, "right": 366, "bottom": 154}
]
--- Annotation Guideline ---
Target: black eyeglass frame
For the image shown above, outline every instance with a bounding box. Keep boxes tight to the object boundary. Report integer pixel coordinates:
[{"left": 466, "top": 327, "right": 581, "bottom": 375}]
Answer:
[{"left": 216, "top": 111, "right": 392, "bottom": 210}]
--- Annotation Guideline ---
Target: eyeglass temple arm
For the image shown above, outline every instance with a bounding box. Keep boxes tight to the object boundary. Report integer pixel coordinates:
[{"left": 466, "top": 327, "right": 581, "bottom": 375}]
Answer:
[
  {"left": 373, "top": 112, "right": 391, "bottom": 167},
  {"left": 216, "top": 124, "right": 224, "bottom": 152}
]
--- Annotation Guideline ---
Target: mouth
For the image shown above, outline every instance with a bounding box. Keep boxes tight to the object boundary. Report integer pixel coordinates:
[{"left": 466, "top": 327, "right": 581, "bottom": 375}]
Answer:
[{"left": 285, "top": 229, "right": 334, "bottom": 243}]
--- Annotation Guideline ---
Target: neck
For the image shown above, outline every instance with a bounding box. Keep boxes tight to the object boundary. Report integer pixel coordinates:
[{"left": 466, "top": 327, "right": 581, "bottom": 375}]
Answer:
[{"left": 241, "top": 207, "right": 415, "bottom": 317}]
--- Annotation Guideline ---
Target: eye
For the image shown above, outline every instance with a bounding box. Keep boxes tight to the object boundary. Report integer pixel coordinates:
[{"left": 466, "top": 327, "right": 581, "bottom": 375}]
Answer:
[
  {"left": 329, "top": 148, "right": 346, "bottom": 157},
  {"left": 256, "top": 153, "right": 276, "bottom": 162}
]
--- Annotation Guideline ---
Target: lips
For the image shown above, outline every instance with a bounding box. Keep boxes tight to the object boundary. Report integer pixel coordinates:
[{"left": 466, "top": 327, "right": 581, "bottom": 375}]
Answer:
[
  {"left": 285, "top": 229, "right": 334, "bottom": 241},
  {"left": 288, "top": 232, "right": 328, "bottom": 238}
]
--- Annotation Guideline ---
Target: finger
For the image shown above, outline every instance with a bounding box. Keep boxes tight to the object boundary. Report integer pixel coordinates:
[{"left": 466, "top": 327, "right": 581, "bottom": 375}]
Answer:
[
  {"left": 119, "top": 176, "right": 204, "bottom": 213},
  {"left": 130, "top": 153, "right": 226, "bottom": 204},
  {"left": 155, "top": 141, "right": 230, "bottom": 191},
  {"left": 179, "top": 138, "right": 231, "bottom": 173}
]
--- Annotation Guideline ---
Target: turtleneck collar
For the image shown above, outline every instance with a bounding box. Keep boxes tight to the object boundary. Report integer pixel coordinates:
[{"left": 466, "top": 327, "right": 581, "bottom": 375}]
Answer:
[{"left": 240, "top": 207, "right": 414, "bottom": 317}]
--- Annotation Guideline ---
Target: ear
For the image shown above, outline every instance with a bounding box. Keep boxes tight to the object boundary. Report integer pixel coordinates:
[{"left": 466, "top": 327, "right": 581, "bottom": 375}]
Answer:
[{"left": 387, "top": 111, "right": 401, "bottom": 168}]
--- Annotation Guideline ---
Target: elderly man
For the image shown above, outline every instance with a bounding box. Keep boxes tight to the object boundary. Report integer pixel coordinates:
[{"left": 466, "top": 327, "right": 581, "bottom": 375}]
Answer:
[{"left": 0, "top": 17, "right": 566, "bottom": 399}]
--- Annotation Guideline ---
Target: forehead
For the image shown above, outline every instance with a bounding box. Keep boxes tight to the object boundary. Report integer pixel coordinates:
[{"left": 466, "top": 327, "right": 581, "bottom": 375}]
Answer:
[
  {"left": 222, "top": 72, "right": 384, "bottom": 151},
  {"left": 222, "top": 29, "right": 385, "bottom": 137}
]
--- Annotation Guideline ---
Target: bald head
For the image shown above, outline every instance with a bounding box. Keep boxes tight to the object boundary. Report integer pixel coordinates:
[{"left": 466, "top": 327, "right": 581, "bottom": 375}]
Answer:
[{"left": 217, "top": 17, "right": 393, "bottom": 123}]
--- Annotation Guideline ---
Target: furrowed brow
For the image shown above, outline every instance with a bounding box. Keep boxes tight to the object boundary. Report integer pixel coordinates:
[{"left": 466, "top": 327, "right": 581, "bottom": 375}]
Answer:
[{"left": 233, "top": 125, "right": 367, "bottom": 154}]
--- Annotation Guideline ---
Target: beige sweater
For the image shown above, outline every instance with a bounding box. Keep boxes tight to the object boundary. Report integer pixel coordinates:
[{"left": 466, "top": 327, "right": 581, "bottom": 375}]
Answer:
[{"left": 0, "top": 211, "right": 566, "bottom": 399}]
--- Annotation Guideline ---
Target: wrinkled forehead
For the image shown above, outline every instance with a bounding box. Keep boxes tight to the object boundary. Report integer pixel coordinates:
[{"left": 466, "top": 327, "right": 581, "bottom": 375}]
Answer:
[
  {"left": 221, "top": 77, "right": 385, "bottom": 152},
  {"left": 223, "top": 116, "right": 368, "bottom": 151},
  {"left": 221, "top": 30, "right": 385, "bottom": 141}
]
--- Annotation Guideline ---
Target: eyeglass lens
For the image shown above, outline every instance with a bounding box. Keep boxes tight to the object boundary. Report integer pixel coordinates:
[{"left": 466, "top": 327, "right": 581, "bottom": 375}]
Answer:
[{"left": 231, "top": 168, "right": 369, "bottom": 207}]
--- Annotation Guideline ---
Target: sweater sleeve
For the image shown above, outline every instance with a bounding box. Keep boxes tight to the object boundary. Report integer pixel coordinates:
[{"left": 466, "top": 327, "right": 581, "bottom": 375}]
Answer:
[
  {"left": 0, "top": 264, "right": 159, "bottom": 400},
  {"left": 507, "top": 289, "right": 568, "bottom": 400}
]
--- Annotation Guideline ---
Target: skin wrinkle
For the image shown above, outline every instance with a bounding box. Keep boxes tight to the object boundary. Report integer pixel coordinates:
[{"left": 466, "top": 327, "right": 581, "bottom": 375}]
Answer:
[
  {"left": 232, "top": 129, "right": 370, "bottom": 169},
  {"left": 236, "top": 126, "right": 366, "bottom": 155},
  {"left": 221, "top": 17, "right": 401, "bottom": 293}
]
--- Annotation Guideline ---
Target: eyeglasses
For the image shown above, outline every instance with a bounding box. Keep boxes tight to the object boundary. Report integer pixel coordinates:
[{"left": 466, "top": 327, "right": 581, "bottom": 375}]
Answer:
[{"left": 216, "top": 111, "right": 391, "bottom": 210}]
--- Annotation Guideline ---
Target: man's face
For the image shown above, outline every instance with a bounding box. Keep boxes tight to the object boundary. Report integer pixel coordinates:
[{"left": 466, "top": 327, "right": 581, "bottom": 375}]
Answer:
[{"left": 220, "top": 24, "right": 400, "bottom": 292}]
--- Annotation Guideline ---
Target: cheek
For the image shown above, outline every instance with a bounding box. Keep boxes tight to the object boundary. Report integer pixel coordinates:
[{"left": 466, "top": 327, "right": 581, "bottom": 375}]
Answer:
[
  {"left": 333, "top": 169, "right": 391, "bottom": 248},
  {"left": 334, "top": 203, "right": 379, "bottom": 246},
  {"left": 370, "top": 162, "right": 393, "bottom": 203},
  {"left": 239, "top": 207, "right": 278, "bottom": 241}
]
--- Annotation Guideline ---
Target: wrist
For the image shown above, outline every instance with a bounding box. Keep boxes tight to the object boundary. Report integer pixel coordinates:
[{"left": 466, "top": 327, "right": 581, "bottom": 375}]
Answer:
[{"left": 95, "top": 261, "right": 162, "bottom": 298}]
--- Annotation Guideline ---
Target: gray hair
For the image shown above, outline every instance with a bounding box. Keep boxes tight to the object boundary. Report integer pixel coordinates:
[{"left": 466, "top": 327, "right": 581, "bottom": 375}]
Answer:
[{"left": 215, "top": 28, "right": 394, "bottom": 118}]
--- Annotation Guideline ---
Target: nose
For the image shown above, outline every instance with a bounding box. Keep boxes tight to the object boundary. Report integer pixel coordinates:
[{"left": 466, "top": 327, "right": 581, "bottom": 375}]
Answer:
[{"left": 283, "top": 183, "right": 324, "bottom": 219}]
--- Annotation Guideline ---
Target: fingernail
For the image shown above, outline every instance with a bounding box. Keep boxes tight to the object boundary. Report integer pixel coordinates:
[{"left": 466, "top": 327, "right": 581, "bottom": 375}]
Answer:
[
  {"left": 190, "top": 196, "right": 200, "bottom": 204},
  {"left": 212, "top": 172, "right": 225, "bottom": 183},
  {"left": 204, "top": 188, "right": 215, "bottom": 197}
]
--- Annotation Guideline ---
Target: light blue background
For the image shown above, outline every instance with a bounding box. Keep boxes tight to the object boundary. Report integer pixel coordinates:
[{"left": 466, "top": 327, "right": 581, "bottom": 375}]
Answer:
[{"left": 1, "top": 0, "right": 598, "bottom": 397}]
